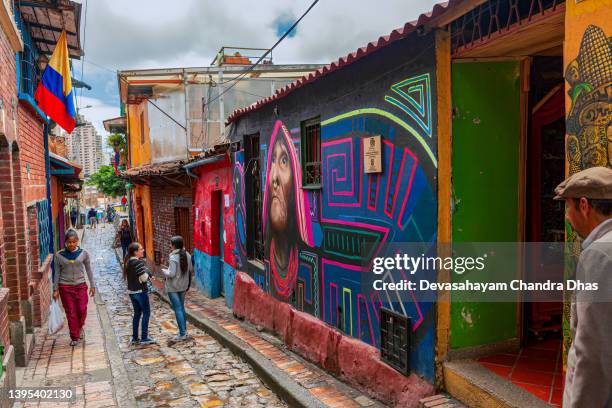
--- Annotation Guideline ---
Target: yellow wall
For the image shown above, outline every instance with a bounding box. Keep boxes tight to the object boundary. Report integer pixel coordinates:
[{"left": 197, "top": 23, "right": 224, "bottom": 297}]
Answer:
[
  {"left": 133, "top": 184, "right": 154, "bottom": 262},
  {"left": 564, "top": 0, "right": 612, "bottom": 174},
  {"left": 563, "top": 0, "right": 612, "bottom": 366},
  {"left": 127, "top": 101, "right": 151, "bottom": 167}
]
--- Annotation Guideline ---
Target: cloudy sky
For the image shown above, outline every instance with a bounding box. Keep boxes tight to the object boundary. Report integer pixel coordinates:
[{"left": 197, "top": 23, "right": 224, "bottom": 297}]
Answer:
[{"left": 72, "top": 0, "right": 441, "bottom": 141}]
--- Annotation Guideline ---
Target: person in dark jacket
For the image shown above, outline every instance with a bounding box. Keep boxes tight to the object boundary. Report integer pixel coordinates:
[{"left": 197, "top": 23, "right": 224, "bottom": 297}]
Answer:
[
  {"left": 124, "top": 242, "right": 154, "bottom": 346},
  {"left": 115, "top": 220, "right": 133, "bottom": 258},
  {"left": 87, "top": 208, "right": 97, "bottom": 229},
  {"left": 70, "top": 207, "right": 78, "bottom": 228}
]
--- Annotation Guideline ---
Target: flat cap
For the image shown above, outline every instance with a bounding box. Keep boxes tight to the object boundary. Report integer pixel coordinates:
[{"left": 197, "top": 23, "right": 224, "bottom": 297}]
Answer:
[{"left": 554, "top": 166, "right": 612, "bottom": 200}]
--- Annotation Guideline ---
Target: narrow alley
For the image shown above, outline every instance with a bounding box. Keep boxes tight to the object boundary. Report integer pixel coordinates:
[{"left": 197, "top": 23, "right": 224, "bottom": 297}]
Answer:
[
  {"left": 16, "top": 227, "right": 286, "bottom": 408},
  {"left": 1, "top": 1, "right": 610, "bottom": 407}
]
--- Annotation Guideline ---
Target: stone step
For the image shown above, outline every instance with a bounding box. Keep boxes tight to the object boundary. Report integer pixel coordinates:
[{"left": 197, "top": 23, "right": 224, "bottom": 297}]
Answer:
[{"left": 443, "top": 360, "right": 550, "bottom": 408}]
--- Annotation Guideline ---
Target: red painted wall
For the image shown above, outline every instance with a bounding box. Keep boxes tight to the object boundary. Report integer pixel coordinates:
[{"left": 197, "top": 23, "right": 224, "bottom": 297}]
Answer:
[{"left": 192, "top": 155, "right": 235, "bottom": 267}]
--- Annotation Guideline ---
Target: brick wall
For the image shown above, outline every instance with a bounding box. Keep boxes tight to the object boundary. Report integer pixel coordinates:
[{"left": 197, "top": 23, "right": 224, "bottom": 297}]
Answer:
[
  {"left": 150, "top": 185, "right": 193, "bottom": 266},
  {"left": 17, "top": 107, "right": 46, "bottom": 205},
  {"left": 0, "top": 10, "right": 18, "bottom": 320},
  {"left": 31, "top": 255, "right": 51, "bottom": 328},
  {"left": 0, "top": 288, "right": 9, "bottom": 349},
  {"left": 0, "top": 23, "right": 18, "bottom": 143},
  {"left": 12, "top": 147, "right": 29, "bottom": 302},
  {"left": 0, "top": 143, "right": 20, "bottom": 320}
]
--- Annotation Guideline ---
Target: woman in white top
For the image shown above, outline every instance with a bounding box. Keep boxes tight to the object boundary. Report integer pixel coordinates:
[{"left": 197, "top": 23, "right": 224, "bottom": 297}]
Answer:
[{"left": 162, "top": 236, "right": 192, "bottom": 342}]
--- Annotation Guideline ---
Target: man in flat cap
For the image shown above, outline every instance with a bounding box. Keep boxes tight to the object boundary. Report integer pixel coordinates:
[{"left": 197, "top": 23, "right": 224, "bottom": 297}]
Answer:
[{"left": 556, "top": 166, "right": 612, "bottom": 407}]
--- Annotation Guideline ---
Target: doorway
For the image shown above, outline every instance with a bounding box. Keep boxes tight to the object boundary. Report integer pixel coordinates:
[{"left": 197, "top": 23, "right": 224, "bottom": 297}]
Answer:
[
  {"left": 210, "top": 190, "right": 224, "bottom": 297},
  {"left": 525, "top": 56, "right": 566, "bottom": 344},
  {"left": 174, "top": 207, "right": 192, "bottom": 252}
]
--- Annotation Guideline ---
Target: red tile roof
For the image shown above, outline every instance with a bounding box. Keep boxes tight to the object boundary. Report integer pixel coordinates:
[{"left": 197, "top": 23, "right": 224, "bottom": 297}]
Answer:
[{"left": 226, "top": 1, "right": 459, "bottom": 125}]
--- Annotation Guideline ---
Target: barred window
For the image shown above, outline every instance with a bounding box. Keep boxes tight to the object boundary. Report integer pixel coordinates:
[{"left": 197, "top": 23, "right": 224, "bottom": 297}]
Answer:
[
  {"left": 300, "top": 117, "right": 321, "bottom": 188},
  {"left": 15, "top": 8, "right": 40, "bottom": 98},
  {"left": 245, "top": 133, "right": 264, "bottom": 262}
]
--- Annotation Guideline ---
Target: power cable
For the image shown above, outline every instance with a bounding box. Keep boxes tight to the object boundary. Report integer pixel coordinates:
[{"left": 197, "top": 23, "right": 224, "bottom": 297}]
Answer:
[
  {"left": 78, "top": 0, "right": 88, "bottom": 108},
  {"left": 147, "top": 99, "right": 186, "bottom": 131},
  {"left": 204, "top": 0, "right": 320, "bottom": 106}
]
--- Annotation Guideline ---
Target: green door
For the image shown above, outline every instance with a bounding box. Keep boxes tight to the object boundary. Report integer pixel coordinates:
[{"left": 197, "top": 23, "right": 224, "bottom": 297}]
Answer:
[{"left": 451, "top": 61, "right": 522, "bottom": 349}]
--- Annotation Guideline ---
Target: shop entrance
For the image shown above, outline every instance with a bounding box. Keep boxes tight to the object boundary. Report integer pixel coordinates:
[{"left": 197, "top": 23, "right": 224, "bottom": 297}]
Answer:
[
  {"left": 448, "top": 3, "right": 566, "bottom": 405},
  {"left": 524, "top": 57, "right": 566, "bottom": 344}
]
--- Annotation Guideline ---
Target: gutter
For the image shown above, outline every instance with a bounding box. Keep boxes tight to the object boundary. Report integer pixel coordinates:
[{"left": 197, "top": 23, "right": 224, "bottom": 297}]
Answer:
[{"left": 183, "top": 155, "right": 225, "bottom": 178}]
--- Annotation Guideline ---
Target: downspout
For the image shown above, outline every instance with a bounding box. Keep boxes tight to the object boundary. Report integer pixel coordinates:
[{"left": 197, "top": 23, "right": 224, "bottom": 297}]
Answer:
[{"left": 43, "top": 124, "right": 55, "bottom": 276}]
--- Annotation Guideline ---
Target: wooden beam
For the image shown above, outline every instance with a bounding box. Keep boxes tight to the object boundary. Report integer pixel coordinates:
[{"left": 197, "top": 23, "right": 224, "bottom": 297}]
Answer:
[
  {"left": 32, "top": 37, "right": 81, "bottom": 52},
  {"left": 435, "top": 27, "right": 453, "bottom": 388},
  {"left": 26, "top": 21, "right": 78, "bottom": 36},
  {"left": 425, "top": 0, "right": 488, "bottom": 28}
]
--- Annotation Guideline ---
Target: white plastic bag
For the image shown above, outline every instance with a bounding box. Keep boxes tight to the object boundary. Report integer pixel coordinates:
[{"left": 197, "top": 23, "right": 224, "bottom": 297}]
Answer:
[{"left": 48, "top": 299, "right": 64, "bottom": 335}]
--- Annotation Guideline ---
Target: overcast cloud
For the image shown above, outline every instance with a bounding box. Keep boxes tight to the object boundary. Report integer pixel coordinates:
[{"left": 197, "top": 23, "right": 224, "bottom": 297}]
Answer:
[{"left": 73, "top": 0, "right": 441, "bottom": 138}]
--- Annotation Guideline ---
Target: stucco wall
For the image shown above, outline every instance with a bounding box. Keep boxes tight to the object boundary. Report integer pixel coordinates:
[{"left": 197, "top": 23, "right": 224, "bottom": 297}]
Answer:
[
  {"left": 192, "top": 157, "right": 236, "bottom": 306},
  {"left": 229, "top": 32, "right": 439, "bottom": 381}
]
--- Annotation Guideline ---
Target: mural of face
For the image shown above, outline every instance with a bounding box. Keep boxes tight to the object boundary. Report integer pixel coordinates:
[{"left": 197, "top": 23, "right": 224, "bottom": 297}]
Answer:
[{"left": 269, "top": 137, "right": 294, "bottom": 236}]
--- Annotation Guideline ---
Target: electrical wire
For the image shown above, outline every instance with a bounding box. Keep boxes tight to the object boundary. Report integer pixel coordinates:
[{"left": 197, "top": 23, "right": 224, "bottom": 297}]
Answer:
[
  {"left": 203, "top": 0, "right": 320, "bottom": 107},
  {"left": 78, "top": 0, "right": 88, "bottom": 109},
  {"left": 84, "top": 59, "right": 117, "bottom": 74}
]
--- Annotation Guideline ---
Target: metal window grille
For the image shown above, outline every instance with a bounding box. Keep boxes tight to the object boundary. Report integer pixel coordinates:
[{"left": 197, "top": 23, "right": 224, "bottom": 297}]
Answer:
[
  {"left": 301, "top": 118, "right": 321, "bottom": 187},
  {"left": 36, "top": 201, "right": 51, "bottom": 263},
  {"left": 15, "top": 9, "right": 40, "bottom": 97},
  {"left": 450, "top": 0, "right": 565, "bottom": 57},
  {"left": 380, "top": 308, "right": 411, "bottom": 375},
  {"left": 246, "top": 134, "right": 264, "bottom": 262}
]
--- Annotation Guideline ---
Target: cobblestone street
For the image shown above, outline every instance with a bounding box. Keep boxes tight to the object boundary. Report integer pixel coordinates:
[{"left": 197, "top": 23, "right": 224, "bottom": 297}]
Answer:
[{"left": 89, "top": 227, "right": 286, "bottom": 407}]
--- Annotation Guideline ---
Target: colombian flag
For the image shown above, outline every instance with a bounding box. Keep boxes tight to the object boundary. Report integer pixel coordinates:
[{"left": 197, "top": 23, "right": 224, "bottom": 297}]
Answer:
[{"left": 34, "top": 31, "right": 76, "bottom": 133}]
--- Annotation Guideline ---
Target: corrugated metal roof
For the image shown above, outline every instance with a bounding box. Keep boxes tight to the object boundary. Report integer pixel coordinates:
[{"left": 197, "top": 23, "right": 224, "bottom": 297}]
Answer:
[{"left": 226, "top": 1, "right": 461, "bottom": 125}]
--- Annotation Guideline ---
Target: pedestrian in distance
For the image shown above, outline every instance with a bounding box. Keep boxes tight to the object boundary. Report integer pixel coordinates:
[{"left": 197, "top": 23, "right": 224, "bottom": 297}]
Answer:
[
  {"left": 70, "top": 206, "right": 78, "bottom": 228},
  {"left": 87, "top": 208, "right": 97, "bottom": 229},
  {"left": 53, "top": 229, "right": 96, "bottom": 346},
  {"left": 554, "top": 166, "right": 612, "bottom": 407},
  {"left": 161, "top": 235, "right": 193, "bottom": 343},
  {"left": 115, "top": 219, "right": 133, "bottom": 258},
  {"left": 124, "top": 242, "right": 155, "bottom": 346},
  {"left": 106, "top": 205, "right": 114, "bottom": 223}
]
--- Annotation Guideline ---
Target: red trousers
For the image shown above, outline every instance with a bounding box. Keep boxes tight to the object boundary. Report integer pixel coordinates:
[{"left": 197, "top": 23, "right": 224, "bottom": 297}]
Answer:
[{"left": 58, "top": 283, "right": 88, "bottom": 340}]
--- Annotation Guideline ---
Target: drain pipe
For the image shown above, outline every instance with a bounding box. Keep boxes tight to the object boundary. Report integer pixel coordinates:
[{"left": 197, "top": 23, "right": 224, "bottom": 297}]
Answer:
[{"left": 43, "top": 123, "right": 55, "bottom": 276}]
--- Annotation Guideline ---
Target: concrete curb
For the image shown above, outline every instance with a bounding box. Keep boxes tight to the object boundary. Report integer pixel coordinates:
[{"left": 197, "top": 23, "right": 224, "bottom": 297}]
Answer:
[
  {"left": 153, "top": 291, "right": 326, "bottom": 408},
  {"left": 86, "top": 232, "right": 138, "bottom": 408}
]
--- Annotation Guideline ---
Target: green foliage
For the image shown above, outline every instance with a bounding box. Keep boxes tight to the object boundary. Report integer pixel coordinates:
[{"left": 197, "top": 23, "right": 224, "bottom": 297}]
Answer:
[
  {"left": 87, "top": 165, "right": 126, "bottom": 197},
  {"left": 107, "top": 133, "right": 126, "bottom": 152}
]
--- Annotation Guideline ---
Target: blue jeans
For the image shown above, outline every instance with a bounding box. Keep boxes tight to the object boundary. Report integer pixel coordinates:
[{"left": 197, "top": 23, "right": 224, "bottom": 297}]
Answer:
[
  {"left": 121, "top": 242, "right": 130, "bottom": 258},
  {"left": 129, "top": 292, "right": 150, "bottom": 341},
  {"left": 168, "top": 291, "right": 186, "bottom": 336}
]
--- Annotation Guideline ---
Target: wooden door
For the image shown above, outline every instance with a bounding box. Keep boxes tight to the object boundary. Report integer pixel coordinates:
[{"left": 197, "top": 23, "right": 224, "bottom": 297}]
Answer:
[{"left": 174, "top": 207, "right": 192, "bottom": 252}]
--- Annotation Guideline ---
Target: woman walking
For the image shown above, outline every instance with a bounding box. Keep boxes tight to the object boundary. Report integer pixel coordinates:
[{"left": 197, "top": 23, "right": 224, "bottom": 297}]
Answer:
[
  {"left": 115, "top": 220, "right": 133, "bottom": 258},
  {"left": 53, "top": 230, "right": 95, "bottom": 346},
  {"left": 162, "top": 236, "right": 192, "bottom": 342},
  {"left": 124, "top": 242, "right": 154, "bottom": 346}
]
